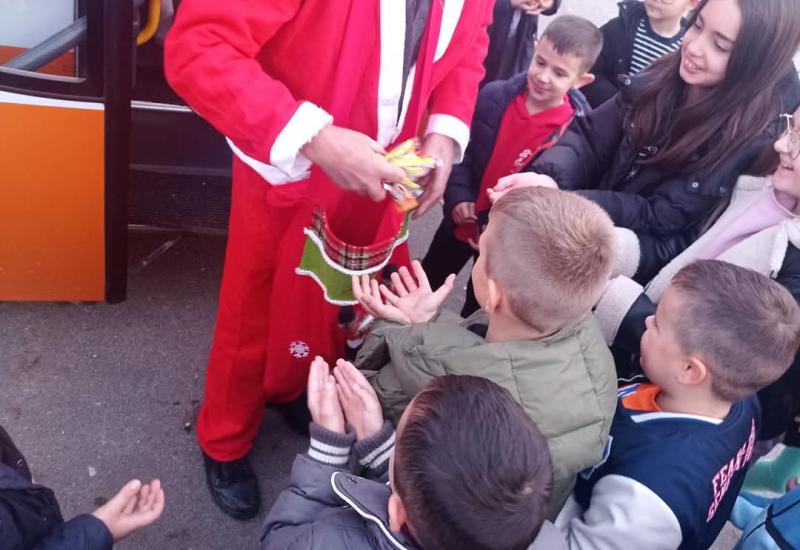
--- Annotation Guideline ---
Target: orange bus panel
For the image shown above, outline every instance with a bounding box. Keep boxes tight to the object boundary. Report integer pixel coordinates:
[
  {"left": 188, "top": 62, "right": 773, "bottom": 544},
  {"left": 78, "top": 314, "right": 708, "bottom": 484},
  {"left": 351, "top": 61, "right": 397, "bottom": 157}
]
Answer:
[{"left": 0, "top": 98, "right": 105, "bottom": 301}]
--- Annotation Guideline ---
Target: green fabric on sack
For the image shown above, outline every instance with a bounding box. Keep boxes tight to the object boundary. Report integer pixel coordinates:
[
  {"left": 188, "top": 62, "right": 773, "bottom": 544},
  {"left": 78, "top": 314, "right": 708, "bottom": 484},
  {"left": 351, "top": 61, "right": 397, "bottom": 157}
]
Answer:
[{"left": 296, "top": 215, "right": 411, "bottom": 305}]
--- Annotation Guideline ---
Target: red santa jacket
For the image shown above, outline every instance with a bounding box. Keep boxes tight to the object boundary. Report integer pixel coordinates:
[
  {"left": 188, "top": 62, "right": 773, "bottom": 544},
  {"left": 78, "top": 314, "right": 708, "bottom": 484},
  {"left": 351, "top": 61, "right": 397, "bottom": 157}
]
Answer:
[{"left": 165, "top": 0, "right": 493, "bottom": 188}]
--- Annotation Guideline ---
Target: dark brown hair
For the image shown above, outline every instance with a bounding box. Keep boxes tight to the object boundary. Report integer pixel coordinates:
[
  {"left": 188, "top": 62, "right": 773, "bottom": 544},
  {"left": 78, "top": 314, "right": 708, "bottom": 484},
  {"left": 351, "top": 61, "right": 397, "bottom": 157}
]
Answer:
[
  {"left": 394, "top": 375, "right": 553, "bottom": 550},
  {"left": 539, "top": 15, "right": 603, "bottom": 72},
  {"left": 670, "top": 260, "right": 800, "bottom": 402},
  {"left": 630, "top": 0, "right": 800, "bottom": 177}
]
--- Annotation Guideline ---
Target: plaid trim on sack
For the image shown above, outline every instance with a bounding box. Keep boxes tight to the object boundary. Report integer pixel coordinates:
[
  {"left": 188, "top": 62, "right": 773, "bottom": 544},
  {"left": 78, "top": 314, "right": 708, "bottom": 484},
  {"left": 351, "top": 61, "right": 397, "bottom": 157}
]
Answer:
[{"left": 296, "top": 209, "right": 411, "bottom": 305}]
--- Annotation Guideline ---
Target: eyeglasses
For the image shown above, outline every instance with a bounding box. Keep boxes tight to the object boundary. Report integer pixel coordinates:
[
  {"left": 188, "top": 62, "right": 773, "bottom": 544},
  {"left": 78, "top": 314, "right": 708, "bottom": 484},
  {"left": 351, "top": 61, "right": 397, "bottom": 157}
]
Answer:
[{"left": 780, "top": 113, "right": 800, "bottom": 160}]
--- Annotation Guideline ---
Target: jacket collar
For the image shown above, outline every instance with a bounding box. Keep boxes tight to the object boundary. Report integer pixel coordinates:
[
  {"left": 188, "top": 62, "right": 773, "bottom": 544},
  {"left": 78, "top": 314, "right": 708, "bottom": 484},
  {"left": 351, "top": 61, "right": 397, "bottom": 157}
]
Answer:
[
  {"left": 330, "top": 471, "right": 418, "bottom": 550},
  {"left": 617, "top": 0, "right": 646, "bottom": 28}
]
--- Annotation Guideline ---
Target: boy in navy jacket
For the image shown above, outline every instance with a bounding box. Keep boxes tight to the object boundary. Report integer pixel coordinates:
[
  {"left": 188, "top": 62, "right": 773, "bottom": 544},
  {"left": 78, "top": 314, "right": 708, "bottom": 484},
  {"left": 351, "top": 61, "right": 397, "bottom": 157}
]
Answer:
[
  {"left": 422, "top": 15, "right": 600, "bottom": 316},
  {"left": 557, "top": 261, "right": 800, "bottom": 550}
]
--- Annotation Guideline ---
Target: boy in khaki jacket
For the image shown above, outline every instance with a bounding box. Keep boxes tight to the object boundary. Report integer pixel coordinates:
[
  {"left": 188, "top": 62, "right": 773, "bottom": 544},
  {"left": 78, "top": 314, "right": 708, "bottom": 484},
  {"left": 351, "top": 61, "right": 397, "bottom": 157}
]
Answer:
[{"left": 353, "top": 187, "right": 618, "bottom": 515}]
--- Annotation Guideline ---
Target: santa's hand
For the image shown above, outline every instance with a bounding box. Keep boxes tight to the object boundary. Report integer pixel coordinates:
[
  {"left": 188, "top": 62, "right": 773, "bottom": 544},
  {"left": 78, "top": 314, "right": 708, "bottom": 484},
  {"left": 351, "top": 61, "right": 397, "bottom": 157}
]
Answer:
[
  {"left": 414, "top": 133, "right": 457, "bottom": 218},
  {"left": 488, "top": 173, "right": 559, "bottom": 204},
  {"left": 307, "top": 357, "right": 345, "bottom": 433},
  {"left": 302, "top": 125, "right": 405, "bottom": 202}
]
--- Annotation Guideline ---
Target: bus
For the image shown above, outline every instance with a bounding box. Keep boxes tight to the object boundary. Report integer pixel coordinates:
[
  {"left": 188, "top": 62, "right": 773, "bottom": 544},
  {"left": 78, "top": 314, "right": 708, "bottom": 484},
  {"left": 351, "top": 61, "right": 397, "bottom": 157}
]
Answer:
[{"left": 0, "top": 0, "right": 230, "bottom": 303}]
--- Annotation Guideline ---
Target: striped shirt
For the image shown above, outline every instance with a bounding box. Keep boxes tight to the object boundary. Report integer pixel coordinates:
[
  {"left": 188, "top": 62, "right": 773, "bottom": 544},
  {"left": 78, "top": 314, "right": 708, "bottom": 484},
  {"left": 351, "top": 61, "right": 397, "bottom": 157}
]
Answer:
[{"left": 629, "top": 18, "right": 683, "bottom": 75}]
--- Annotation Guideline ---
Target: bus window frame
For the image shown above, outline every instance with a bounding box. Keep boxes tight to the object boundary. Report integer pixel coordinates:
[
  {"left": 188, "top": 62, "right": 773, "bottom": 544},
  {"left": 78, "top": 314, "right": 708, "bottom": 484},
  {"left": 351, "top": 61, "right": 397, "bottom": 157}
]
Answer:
[{"left": 0, "top": 0, "right": 104, "bottom": 101}]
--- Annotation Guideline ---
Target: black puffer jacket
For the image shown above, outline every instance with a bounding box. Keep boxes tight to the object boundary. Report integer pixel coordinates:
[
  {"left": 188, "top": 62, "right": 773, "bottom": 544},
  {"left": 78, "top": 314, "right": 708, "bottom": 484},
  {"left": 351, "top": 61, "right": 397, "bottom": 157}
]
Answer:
[
  {"left": 530, "top": 71, "right": 800, "bottom": 239},
  {"left": 0, "top": 426, "right": 112, "bottom": 550},
  {"left": 481, "top": 0, "right": 560, "bottom": 86},
  {"left": 443, "top": 72, "right": 590, "bottom": 224}
]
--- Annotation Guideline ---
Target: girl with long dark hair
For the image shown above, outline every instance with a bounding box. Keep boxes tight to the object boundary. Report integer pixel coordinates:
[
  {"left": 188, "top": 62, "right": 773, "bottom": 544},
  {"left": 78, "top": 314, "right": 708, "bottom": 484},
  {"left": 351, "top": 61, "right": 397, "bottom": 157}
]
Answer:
[{"left": 501, "top": 0, "right": 800, "bottom": 279}]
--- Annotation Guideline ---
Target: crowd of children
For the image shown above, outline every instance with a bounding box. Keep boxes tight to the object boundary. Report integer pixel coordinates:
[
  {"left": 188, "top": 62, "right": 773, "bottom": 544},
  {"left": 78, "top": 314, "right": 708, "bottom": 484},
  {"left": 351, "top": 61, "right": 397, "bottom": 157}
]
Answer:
[{"left": 5, "top": 0, "right": 800, "bottom": 549}]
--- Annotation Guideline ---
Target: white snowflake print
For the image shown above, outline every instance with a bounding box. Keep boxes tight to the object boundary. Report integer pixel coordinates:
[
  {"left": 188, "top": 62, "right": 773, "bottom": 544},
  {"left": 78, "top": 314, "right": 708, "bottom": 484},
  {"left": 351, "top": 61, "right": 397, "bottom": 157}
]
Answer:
[{"left": 288, "top": 340, "right": 310, "bottom": 359}]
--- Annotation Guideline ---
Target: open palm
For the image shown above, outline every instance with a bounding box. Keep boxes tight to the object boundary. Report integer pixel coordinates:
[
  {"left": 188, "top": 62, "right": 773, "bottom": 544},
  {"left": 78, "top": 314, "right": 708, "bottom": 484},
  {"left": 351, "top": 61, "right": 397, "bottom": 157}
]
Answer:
[{"left": 352, "top": 261, "right": 455, "bottom": 324}]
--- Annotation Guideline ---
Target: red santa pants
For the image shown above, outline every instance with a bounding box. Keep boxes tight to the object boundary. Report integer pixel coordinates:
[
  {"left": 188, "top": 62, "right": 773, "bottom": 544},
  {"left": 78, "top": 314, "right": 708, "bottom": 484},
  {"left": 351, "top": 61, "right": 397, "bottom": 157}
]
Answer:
[
  {"left": 198, "top": 160, "right": 326, "bottom": 460},
  {"left": 197, "top": 159, "right": 408, "bottom": 461}
]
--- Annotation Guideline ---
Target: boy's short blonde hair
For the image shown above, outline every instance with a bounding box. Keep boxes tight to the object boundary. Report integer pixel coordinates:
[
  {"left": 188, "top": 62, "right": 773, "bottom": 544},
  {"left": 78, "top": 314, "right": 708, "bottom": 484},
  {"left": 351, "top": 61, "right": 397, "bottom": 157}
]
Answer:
[
  {"left": 486, "top": 187, "right": 616, "bottom": 334},
  {"left": 670, "top": 260, "right": 800, "bottom": 403}
]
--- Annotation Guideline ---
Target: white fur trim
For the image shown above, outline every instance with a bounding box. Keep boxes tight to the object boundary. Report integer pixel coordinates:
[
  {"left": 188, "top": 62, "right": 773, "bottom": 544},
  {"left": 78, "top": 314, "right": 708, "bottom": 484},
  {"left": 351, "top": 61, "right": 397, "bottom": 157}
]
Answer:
[
  {"left": 426, "top": 114, "right": 470, "bottom": 163},
  {"left": 612, "top": 227, "right": 641, "bottom": 279},
  {"left": 377, "top": 0, "right": 406, "bottom": 147},
  {"left": 225, "top": 102, "right": 331, "bottom": 185},
  {"left": 227, "top": 138, "right": 291, "bottom": 184},
  {"left": 593, "top": 276, "right": 645, "bottom": 345},
  {"left": 434, "top": 0, "right": 464, "bottom": 62},
  {"left": 294, "top": 268, "right": 359, "bottom": 306},
  {"left": 269, "top": 102, "right": 333, "bottom": 179}
]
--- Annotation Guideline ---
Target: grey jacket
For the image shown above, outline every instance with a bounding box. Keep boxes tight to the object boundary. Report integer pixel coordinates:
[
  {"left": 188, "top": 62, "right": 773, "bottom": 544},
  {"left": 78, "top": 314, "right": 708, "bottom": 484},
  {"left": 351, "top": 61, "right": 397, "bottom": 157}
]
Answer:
[
  {"left": 262, "top": 423, "right": 568, "bottom": 550},
  {"left": 356, "top": 311, "right": 618, "bottom": 518}
]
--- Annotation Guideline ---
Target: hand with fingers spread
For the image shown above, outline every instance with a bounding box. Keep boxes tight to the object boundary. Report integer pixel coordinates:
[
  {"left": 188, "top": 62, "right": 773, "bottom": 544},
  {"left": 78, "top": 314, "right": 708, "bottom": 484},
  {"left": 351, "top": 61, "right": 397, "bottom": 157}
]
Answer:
[
  {"left": 307, "top": 356, "right": 346, "bottom": 433},
  {"left": 352, "top": 271, "right": 413, "bottom": 324},
  {"left": 413, "top": 133, "right": 457, "bottom": 219},
  {"left": 91, "top": 479, "right": 165, "bottom": 542},
  {"left": 332, "top": 359, "right": 384, "bottom": 440},
  {"left": 352, "top": 260, "right": 455, "bottom": 324}
]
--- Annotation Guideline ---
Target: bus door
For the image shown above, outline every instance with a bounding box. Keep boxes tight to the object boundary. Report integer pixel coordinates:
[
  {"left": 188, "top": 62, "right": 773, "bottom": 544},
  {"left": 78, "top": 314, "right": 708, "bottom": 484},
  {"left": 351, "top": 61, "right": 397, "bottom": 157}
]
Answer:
[{"left": 0, "top": 0, "right": 133, "bottom": 302}]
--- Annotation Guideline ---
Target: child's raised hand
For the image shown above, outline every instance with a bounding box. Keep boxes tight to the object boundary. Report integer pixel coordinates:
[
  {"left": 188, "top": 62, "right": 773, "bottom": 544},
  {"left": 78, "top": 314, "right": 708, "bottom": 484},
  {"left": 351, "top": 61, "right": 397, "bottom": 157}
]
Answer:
[
  {"left": 307, "top": 356, "right": 345, "bottom": 433},
  {"left": 488, "top": 172, "right": 558, "bottom": 204},
  {"left": 353, "top": 273, "right": 413, "bottom": 324},
  {"left": 352, "top": 262, "right": 454, "bottom": 324},
  {"left": 333, "top": 359, "right": 384, "bottom": 440},
  {"left": 91, "top": 479, "right": 164, "bottom": 542},
  {"left": 383, "top": 261, "right": 455, "bottom": 323},
  {"left": 787, "top": 476, "right": 798, "bottom": 492}
]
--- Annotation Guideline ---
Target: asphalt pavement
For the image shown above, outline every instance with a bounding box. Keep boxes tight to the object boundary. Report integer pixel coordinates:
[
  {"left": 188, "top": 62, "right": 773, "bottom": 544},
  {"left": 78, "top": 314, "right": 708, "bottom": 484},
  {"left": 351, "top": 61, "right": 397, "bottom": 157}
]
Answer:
[{"left": 0, "top": 2, "right": 743, "bottom": 548}]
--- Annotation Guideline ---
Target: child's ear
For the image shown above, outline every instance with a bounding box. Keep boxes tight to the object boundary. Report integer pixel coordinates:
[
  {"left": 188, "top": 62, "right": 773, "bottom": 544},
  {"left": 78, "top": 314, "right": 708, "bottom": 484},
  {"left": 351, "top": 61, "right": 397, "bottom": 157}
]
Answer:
[
  {"left": 575, "top": 72, "right": 596, "bottom": 89},
  {"left": 388, "top": 493, "right": 408, "bottom": 534},
  {"left": 679, "top": 356, "right": 709, "bottom": 386},
  {"left": 485, "top": 278, "right": 502, "bottom": 313}
]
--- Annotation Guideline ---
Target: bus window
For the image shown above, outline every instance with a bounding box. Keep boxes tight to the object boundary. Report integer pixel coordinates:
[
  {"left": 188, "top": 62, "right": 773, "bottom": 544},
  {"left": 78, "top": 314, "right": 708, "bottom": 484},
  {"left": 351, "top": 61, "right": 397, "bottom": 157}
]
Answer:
[{"left": 0, "top": 0, "right": 86, "bottom": 80}]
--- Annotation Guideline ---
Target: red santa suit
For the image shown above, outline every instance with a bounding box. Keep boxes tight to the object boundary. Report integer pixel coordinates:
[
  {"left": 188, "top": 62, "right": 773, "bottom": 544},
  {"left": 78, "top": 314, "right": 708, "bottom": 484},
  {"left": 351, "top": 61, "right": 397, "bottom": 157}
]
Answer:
[{"left": 165, "top": 0, "right": 492, "bottom": 461}]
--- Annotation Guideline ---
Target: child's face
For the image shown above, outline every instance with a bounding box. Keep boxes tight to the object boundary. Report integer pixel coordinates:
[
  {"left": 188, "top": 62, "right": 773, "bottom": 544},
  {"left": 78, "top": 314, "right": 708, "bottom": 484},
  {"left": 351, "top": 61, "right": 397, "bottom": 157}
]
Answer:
[
  {"left": 470, "top": 219, "right": 494, "bottom": 310},
  {"left": 679, "top": 0, "right": 740, "bottom": 89},
  {"left": 639, "top": 287, "right": 688, "bottom": 389},
  {"left": 644, "top": 0, "right": 695, "bottom": 26},
  {"left": 526, "top": 37, "right": 592, "bottom": 108},
  {"left": 773, "top": 106, "right": 800, "bottom": 198}
]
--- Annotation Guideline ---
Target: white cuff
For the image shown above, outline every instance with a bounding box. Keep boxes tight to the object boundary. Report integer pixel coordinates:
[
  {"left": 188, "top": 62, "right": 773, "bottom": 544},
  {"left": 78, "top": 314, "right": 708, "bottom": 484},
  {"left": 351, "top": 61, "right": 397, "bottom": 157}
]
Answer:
[
  {"left": 226, "top": 101, "right": 333, "bottom": 185},
  {"left": 593, "top": 276, "right": 645, "bottom": 345},
  {"left": 270, "top": 102, "right": 333, "bottom": 179},
  {"left": 425, "top": 113, "right": 470, "bottom": 164},
  {"left": 612, "top": 227, "right": 641, "bottom": 279}
]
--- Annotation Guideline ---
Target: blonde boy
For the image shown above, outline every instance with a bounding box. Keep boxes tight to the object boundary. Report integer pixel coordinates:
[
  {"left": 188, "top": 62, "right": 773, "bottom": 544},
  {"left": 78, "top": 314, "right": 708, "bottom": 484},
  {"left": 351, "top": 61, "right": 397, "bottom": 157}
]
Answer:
[{"left": 354, "top": 187, "right": 618, "bottom": 515}]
